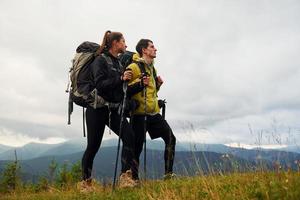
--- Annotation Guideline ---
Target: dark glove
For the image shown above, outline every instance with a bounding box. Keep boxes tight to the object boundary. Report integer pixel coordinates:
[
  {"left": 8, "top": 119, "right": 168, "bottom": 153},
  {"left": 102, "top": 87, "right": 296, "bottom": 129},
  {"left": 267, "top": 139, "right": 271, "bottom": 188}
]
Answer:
[{"left": 158, "top": 99, "right": 166, "bottom": 109}]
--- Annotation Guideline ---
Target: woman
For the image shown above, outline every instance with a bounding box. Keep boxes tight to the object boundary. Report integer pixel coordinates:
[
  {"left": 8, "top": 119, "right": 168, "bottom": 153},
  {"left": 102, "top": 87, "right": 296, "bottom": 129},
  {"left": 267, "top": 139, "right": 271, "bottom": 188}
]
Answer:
[{"left": 79, "top": 31, "right": 140, "bottom": 191}]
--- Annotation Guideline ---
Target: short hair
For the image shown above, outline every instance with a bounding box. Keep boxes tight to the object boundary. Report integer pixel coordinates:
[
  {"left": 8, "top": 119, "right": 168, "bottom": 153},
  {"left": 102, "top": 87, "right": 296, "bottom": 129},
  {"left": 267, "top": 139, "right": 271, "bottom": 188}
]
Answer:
[{"left": 136, "top": 39, "right": 153, "bottom": 57}]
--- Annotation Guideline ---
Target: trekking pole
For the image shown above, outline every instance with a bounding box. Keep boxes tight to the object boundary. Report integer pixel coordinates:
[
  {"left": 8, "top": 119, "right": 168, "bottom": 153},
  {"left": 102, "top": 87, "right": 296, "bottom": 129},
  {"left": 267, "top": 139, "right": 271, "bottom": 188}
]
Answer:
[
  {"left": 67, "top": 92, "right": 73, "bottom": 125},
  {"left": 82, "top": 108, "right": 86, "bottom": 137},
  {"left": 143, "top": 85, "right": 147, "bottom": 180},
  {"left": 66, "top": 66, "right": 72, "bottom": 125},
  {"left": 112, "top": 76, "right": 129, "bottom": 190},
  {"left": 161, "top": 99, "right": 166, "bottom": 120}
]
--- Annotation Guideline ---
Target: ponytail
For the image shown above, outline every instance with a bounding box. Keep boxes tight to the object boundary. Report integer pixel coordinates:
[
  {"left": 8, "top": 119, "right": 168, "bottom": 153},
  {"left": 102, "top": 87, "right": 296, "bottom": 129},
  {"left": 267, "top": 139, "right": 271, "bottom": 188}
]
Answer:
[
  {"left": 96, "top": 30, "right": 123, "bottom": 55},
  {"left": 96, "top": 30, "right": 111, "bottom": 55}
]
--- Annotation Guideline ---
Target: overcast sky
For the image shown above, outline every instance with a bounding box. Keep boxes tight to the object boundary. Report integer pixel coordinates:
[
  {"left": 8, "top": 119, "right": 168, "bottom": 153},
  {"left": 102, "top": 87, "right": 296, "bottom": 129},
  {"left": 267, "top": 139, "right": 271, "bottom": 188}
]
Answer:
[{"left": 0, "top": 0, "right": 300, "bottom": 147}]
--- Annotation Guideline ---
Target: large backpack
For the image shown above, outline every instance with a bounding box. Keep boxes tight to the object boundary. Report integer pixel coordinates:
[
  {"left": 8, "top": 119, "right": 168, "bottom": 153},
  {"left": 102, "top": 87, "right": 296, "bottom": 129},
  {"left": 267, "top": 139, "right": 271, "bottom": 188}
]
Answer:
[
  {"left": 66, "top": 42, "right": 122, "bottom": 136},
  {"left": 66, "top": 41, "right": 99, "bottom": 134},
  {"left": 68, "top": 41, "right": 99, "bottom": 107}
]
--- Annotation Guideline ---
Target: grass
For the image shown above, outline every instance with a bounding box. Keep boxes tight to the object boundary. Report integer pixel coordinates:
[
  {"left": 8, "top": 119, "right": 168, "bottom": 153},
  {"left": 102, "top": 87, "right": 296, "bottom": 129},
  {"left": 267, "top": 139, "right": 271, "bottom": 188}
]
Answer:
[{"left": 1, "top": 171, "right": 300, "bottom": 200}]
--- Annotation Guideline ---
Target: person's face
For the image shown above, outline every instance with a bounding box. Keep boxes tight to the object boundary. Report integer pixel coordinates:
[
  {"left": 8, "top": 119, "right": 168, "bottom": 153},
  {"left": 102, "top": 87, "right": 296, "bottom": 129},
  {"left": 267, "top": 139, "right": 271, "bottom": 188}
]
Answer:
[
  {"left": 143, "top": 42, "right": 157, "bottom": 58},
  {"left": 114, "top": 37, "right": 127, "bottom": 53}
]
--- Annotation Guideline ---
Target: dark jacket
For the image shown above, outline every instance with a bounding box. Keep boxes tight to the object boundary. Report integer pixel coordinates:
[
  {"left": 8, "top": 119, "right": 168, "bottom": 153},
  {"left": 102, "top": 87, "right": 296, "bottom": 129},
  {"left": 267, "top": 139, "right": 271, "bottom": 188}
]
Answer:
[{"left": 90, "top": 52, "right": 143, "bottom": 103}]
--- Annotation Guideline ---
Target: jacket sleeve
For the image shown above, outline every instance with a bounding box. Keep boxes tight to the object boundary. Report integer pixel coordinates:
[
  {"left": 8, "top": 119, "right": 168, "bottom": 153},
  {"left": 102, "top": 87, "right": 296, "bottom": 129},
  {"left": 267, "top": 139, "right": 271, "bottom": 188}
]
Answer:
[
  {"left": 126, "top": 63, "right": 144, "bottom": 97},
  {"left": 127, "top": 81, "right": 144, "bottom": 97},
  {"left": 91, "top": 56, "right": 123, "bottom": 93},
  {"left": 154, "top": 68, "right": 161, "bottom": 92}
]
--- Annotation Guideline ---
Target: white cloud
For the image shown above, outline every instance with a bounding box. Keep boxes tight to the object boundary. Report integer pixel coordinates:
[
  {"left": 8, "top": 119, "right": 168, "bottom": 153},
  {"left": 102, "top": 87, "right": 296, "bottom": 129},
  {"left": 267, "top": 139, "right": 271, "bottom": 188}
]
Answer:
[
  {"left": 0, "top": 128, "right": 66, "bottom": 147},
  {"left": 0, "top": 0, "right": 300, "bottom": 146},
  {"left": 224, "top": 143, "right": 288, "bottom": 150}
]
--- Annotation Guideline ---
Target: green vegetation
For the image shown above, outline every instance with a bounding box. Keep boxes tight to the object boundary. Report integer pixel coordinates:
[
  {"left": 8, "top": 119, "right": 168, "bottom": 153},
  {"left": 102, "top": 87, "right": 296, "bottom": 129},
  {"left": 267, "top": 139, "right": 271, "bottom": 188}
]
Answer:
[
  {"left": 1, "top": 170, "right": 300, "bottom": 200},
  {"left": 0, "top": 161, "right": 21, "bottom": 193},
  {"left": 1, "top": 156, "right": 300, "bottom": 199}
]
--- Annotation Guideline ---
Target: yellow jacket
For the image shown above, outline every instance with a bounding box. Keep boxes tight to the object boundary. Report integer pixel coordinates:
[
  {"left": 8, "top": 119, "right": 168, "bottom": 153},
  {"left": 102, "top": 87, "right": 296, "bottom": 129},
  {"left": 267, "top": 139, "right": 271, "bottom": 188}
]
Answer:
[{"left": 127, "top": 53, "right": 160, "bottom": 115}]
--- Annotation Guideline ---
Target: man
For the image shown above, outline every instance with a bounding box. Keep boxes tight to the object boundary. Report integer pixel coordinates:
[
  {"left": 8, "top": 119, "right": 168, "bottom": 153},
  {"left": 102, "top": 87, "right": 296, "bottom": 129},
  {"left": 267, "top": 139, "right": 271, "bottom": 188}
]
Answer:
[{"left": 127, "top": 39, "right": 176, "bottom": 181}]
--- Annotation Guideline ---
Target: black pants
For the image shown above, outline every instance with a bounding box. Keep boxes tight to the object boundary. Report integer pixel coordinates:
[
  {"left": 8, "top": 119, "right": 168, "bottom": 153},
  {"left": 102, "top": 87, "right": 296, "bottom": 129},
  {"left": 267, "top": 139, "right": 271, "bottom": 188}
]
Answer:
[
  {"left": 81, "top": 106, "right": 137, "bottom": 180},
  {"left": 131, "top": 114, "right": 176, "bottom": 179}
]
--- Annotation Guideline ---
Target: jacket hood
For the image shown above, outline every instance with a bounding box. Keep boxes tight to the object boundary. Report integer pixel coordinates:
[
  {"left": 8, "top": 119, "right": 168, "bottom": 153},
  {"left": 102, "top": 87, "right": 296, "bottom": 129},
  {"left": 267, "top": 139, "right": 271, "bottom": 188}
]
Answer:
[
  {"left": 132, "top": 53, "right": 155, "bottom": 66},
  {"left": 132, "top": 53, "right": 144, "bottom": 62}
]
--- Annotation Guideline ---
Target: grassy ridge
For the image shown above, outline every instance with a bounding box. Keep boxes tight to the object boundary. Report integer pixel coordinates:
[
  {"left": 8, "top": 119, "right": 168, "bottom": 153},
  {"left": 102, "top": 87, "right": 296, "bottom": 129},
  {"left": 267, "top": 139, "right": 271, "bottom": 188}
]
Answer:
[{"left": 1, "top": 171, "right": 300, "bottom": 200}]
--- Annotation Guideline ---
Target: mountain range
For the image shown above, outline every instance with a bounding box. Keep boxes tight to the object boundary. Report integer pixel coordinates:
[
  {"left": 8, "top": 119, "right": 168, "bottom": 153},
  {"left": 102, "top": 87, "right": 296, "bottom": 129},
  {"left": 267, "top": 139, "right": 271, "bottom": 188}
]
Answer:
[
  {"left": 1, "top": 139, "right": 300, "bottom": 183},
  {"left": 1, "top": 139, "right": 299, "bottom": 161}
]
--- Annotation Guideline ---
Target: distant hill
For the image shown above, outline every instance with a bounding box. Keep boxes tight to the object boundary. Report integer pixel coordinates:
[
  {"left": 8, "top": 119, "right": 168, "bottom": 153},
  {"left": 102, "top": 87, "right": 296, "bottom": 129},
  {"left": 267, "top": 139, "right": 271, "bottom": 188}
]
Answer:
[
  {"left": 39, "top": 139, "right": 85, "bottom": 157},
  {"left": 1, "top": 139, "right": 300, "bottom": 166},
  {"left": 278, "top": 145, "right": 300, "bottom": 154},
  {"left": 0, "top": 144, "right": 12, "bottom": 154},
  {"left": 0, "top": 147, "right": 257, "bottom": 183},
  {"left": 1, "top": 145, "right": 300, "bottom": 183},
  {"left": 0, "top": 142, "right": 58, "bottom": 160},
  {"left": 0, "top": 139, "right": 220, "bottom": 160}
]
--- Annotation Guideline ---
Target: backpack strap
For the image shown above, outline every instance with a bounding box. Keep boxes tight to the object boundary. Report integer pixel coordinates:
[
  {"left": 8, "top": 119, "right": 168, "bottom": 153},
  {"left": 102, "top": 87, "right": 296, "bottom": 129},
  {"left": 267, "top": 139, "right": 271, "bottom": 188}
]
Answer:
[
  {"left": 136, "top": 62, "right": 146, "bottom": 75},
  {"left": 101, "top": 53, "right": 124, "bottom": 73},
  {"left": 152, "top": 67, "right": 157, "bottom": 81},
  {"left": 101, "top": 53, "right": 114, "bottom": 68},
  {"left": 135, "top": 62, "right": 158, "bottom": 87},
  {"left": 134, "top": 62, "right": 157, "bottom": 79}
]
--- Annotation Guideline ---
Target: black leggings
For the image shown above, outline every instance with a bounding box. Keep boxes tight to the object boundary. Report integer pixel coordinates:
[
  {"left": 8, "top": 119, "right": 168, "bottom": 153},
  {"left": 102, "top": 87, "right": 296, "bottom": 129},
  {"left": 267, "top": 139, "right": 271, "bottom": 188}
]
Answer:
[
  {"left": 131, "top": 114, "right": 176, "bottom": 179},
  {"left": 81, "top": 106, "right": 136, "bottom": 180}
]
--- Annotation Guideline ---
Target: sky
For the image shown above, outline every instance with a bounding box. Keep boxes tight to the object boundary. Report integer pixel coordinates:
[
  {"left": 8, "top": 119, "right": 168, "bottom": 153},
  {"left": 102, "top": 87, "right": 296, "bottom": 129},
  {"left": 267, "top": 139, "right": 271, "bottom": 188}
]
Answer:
[{"left": 0, "top": 0, "right": 300, "bottom": 147}]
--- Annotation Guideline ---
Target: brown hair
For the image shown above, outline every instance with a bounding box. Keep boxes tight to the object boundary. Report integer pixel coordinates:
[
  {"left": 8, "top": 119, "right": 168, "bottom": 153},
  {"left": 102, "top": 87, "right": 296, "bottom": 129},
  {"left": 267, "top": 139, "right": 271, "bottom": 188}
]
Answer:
[
  {"left": 96, "top": 30, "right": 123, "bottom": 55},
  {"left": 136, "top": 39, "right": 153, "bottom": 57}
]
